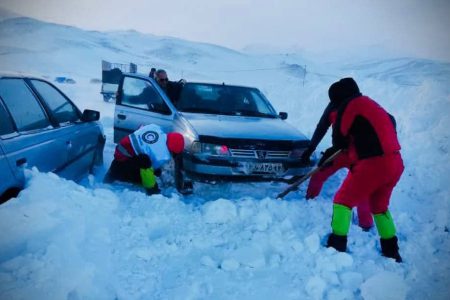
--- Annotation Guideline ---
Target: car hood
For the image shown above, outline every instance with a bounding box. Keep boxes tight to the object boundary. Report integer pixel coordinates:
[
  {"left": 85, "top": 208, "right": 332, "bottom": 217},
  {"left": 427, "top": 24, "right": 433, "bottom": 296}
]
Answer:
[{"left": 180, "top": 113, "right": 307, "bottom": 140}]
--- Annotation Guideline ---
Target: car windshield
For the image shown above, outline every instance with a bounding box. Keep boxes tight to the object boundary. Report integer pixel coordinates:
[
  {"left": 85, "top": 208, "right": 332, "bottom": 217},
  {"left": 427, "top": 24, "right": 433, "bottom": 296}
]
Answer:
[{"left": 176, "top": 83, "right": 277, "bottom": 118}]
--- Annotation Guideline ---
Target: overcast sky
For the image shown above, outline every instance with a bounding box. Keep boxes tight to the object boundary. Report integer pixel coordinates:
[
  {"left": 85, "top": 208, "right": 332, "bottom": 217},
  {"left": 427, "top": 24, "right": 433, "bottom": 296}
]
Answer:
[{"left": 1, "top": 0, "right": 449, "bottom": 61}]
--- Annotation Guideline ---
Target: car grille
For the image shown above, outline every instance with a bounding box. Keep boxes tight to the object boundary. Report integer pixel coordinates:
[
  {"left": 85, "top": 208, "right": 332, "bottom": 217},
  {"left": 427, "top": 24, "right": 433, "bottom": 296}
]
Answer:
[{"left": 229, "top": 149, "right": 290, "bottom": 159}]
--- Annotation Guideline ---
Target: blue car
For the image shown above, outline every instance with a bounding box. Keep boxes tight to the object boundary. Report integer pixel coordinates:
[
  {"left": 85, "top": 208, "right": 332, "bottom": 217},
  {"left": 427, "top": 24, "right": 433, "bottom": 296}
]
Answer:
[{"left": 0, "top": 75, "right": 105, "bottom": 203}]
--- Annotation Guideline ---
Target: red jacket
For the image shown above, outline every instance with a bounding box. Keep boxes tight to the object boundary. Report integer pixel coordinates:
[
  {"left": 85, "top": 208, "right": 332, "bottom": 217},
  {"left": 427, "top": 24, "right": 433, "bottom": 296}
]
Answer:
[{"left": 333, "top": 96, "right": 400, "bottom": 160}]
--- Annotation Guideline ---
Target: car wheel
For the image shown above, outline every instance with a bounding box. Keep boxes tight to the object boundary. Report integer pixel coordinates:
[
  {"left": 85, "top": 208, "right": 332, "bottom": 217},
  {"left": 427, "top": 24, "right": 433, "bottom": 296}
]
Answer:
[
  {"left": 174, "top": 154, "right": 193, "bottom": 195},
  {"left": 0, "top": 187, "right": 21, "bottom": 204}
]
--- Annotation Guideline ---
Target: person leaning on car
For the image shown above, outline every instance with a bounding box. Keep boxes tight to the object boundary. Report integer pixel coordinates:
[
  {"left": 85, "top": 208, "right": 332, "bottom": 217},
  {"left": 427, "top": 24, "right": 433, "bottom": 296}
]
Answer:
[
  {"left": 154, "top": 69, "right": 186, "bottom": 104},
  {"left": 104, "top": 124, "right": 184, "bottom": 195}
]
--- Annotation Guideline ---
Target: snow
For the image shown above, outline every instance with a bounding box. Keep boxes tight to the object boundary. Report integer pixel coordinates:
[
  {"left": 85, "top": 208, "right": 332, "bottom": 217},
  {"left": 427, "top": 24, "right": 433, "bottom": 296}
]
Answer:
[
  {"left": 360, "top": 272, "right": 408, "bottom": 300},
  {"left": 0, "top": 16, "right": 450, "bottom": 300}
]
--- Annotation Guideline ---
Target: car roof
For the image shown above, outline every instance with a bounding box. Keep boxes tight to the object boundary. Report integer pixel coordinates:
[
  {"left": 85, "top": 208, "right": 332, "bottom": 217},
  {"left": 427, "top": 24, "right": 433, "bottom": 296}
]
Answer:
[
  {"left": 122, "top": 72, "right": 257, "bottom": 89},
  {"left": 0, "top": 72, "right": 47, "bottom": 80},
  {"left": 184, "top": 82, "right": 257, "bottom": 89}
]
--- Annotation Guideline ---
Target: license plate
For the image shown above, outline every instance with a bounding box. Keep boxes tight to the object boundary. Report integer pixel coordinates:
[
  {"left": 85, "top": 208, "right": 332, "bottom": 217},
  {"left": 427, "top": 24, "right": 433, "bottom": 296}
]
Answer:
[{"left": 240, "top": 162, "right": 284, "bottom": 174}]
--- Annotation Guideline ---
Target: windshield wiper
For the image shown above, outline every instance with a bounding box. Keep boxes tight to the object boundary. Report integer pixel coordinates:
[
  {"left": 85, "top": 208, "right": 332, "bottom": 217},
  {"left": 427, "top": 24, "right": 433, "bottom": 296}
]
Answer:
[
  {"left": 180, "top": 107, "right": 221, "bottom": 114},
  {"left": 233, "top": 110, "right": 276, "bottom": 118}
]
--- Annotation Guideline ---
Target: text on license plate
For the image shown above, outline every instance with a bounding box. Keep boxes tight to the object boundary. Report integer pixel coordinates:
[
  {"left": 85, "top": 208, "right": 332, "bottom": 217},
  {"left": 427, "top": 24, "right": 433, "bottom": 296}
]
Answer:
[{"left": 242, "top": 162, "right": 284, "bottom": 174}]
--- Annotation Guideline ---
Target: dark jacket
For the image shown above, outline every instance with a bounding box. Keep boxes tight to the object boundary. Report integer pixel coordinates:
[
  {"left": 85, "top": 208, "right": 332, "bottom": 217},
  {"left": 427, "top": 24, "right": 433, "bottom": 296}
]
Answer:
[{"left": 164, "top": 81, "right": 184, "bottom": 104}]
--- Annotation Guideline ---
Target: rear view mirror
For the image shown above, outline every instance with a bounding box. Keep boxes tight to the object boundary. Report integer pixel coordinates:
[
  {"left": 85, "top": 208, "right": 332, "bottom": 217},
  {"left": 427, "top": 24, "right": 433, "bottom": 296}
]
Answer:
[
  {"left": 279, "top": 112, "right": 288, "bottom": 120},
  {"left": 81, "top": 109, "right": 100, "bottom": 122}
]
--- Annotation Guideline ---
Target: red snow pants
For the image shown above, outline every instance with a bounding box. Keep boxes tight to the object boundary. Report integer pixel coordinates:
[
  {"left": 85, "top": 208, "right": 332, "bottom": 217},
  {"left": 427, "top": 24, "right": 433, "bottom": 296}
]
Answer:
[
  {"left": 334, "top": 152, "right": 404, "bottom": 214},
  {"left": 307, "top": 151, "right": 373, "bottom": 228}
]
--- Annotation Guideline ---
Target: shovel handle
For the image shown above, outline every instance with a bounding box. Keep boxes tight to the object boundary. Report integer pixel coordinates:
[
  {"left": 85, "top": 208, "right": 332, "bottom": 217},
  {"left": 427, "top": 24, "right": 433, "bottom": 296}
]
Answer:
[{"left": 277, "top": 149, "right": 342, "bottom": 199}]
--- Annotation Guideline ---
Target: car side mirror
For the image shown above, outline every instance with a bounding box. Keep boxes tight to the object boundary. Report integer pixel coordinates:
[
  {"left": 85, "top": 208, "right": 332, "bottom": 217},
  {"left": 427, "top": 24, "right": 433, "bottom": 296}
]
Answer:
[
  {"left": 81, "top": 109, "right": 100, "bottom": 122},
  {"left": 279, "top": 112, "right": 288, "bottom": 120}
]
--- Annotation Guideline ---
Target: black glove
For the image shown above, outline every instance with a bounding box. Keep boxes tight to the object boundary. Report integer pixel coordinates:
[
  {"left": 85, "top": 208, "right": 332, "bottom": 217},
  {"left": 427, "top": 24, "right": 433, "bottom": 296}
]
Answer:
[
  {"left": 318, "top": 146, "right": 339, "bottom": 167},
  {"left": 300, "top": 148, "right": 313, "bottom": 164}
]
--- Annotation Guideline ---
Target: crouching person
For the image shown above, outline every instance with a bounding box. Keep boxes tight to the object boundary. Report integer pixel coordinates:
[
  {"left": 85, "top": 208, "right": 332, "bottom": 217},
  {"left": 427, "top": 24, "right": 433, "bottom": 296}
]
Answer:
[
  {"left": 104, "top": 124, "right": 184, "bottom": 195},
  {"left": 324, "top": 78, "right": 404, "bottom": 262}
]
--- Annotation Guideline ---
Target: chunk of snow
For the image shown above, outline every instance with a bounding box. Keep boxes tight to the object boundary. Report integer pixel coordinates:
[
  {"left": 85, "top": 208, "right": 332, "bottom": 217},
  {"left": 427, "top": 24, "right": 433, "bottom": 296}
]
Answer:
[
  {"left": 203, "top": 199, "right": 237, "bottom": 224},
  {"left": 306, "top": 276, "right": 327, "bottom": 299},
  {"left": 220, "top": 259, "right": 240, "bottom": 271},
  {"left": 254, "top": 211, "right": 272, "bottom": 231},
  {"left": 304, "top": 233, "right": 320, "bottom": 253},
  {"left": 232, "top": 245, "right": 266, "bottom": 268},
  {"left": 200, "top": 256, "right": 217, "bottom": 268},
  {"left": 360, "top": 271, "right": 407, "bottom": 300}
]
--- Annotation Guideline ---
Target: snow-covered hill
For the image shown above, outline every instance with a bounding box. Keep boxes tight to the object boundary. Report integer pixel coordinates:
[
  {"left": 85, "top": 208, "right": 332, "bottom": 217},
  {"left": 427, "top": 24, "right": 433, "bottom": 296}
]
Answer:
[{"left": 0, "top": 16, "right": 449, "bottom": 300}]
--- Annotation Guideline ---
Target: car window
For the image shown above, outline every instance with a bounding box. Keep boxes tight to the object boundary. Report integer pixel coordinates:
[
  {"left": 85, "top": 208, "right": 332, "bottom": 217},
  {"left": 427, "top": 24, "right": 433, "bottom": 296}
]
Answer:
[
  {"left": 121, "top": 77, "right": 171, "bottom": 115},
  {"left": 177, "top": 83, "right": 277, "bottom": 118},
  {"left": 0, "top": 101, "right": 15, "bottom": 136},
  {"left": 0, "top": 78, "right": 51, "bottom": 132},
  {"left": 30, "top": 79, "right": 80, "bottom": 124}
]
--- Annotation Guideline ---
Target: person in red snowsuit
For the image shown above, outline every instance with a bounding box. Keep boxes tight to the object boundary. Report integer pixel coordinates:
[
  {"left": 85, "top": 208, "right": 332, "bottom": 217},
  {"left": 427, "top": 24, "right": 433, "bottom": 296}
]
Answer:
[
  {"left": 300, "top": 101, "right": 373, "bottom": 230},
  {"left": 322, "top": 78, "right": 404, "bottom": 262}
]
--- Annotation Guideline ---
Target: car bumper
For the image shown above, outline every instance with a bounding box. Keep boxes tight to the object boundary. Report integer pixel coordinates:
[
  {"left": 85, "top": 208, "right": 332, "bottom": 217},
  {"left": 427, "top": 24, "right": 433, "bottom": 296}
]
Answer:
[{"left": 183, "top": 153, "right": 315, "bottom": 181}]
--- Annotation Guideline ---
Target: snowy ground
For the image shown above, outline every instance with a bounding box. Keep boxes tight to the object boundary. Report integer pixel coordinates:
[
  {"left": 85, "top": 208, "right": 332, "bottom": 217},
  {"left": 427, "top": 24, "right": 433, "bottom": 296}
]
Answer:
[{"left": 0, "top": 16, "right": 449, "bottom": 300}]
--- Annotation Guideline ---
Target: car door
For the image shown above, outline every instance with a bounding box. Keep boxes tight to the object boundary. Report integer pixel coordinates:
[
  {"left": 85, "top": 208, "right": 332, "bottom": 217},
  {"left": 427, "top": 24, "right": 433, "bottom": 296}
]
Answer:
[
  {"left": 0, "top": 78, "right": 68, "bottom": 181},
  {"left": 27, "top": 79, "right": 101, "bottom": 180},
  {"left": 114, "top": 75, "right": 175, "bottom": 143},
  {"left": 0, "top": 101, "right": 20, "bottom": 196}
]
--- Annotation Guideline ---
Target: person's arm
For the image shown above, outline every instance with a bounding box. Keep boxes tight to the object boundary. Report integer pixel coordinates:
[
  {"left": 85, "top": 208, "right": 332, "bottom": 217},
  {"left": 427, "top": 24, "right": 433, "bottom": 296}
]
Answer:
[
  {"left": 332, "top": 101, "right": 355, "bottom": 150},
  {"left": 301, "top": 103, "right": 333, "bottom": 161},
  {"left": 167, "top": 80, "right": 185, "bottom": 103},
  {"left": 309, "top": 103, "right": 334, "bottom": 151}
]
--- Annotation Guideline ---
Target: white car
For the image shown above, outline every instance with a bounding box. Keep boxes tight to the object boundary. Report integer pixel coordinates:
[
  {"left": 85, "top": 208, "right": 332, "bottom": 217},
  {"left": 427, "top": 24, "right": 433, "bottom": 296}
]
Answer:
[{"left": 113, "top": 73, "right": 315, "bottom": 192}]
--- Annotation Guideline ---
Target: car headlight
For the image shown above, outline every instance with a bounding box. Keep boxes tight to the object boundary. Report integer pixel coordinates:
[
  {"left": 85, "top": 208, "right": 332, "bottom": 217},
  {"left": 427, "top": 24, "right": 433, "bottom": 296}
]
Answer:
[{"left": 191, "top": 142, "right": 230, "bottom": 156}]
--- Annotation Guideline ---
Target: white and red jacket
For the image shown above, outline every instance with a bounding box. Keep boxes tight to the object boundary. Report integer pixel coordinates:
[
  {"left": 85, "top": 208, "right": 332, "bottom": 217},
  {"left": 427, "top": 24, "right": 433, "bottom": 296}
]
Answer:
[{"left": 114, "top": 124, "right": 171, "bottom": 169}]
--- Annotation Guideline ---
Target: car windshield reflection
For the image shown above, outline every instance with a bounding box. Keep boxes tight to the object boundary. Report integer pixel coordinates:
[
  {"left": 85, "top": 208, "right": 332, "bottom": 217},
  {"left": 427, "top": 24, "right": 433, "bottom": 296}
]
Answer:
[{"left": 176, "top": 83, "right": 277, "bottom": 118}]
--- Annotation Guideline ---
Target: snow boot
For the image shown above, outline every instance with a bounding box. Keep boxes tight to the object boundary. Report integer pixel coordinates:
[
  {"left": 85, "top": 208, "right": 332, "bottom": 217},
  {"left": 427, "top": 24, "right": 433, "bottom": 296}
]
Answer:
[
  {"left": 326, "top": 233, "right": 347, "bottom": 252},
  {"left": 146, "top": 185, "right": 161, "bottom": 195},
  {"left": 380, "top": 236, "right": 402, "bottom": 263},
  {"left": 374, "top": 210, "right": 402, "bottom": 262}
]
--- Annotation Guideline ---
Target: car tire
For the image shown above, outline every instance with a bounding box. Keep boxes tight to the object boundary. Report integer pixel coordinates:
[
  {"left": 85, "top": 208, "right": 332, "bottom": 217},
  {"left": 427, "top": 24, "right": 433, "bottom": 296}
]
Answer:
[
  {"left": 174, "top": 154, "right": 193, "bottom": 195},
  {"left": 0, "top": 187, "right": 21, "bottom": 204}
]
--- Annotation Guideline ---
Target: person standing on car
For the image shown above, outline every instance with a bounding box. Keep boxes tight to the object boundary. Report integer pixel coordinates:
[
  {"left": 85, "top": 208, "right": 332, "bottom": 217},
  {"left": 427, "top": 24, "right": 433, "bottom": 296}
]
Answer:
[
  {"left": 300, "top": 90, "right": 373, "bottom": 230},
  {"left": 154, "top": 69, "right": 186, "bottom": 104},
  {"left": 104, "top": 124, "right": 184, "bottom": 195},
  {"left": 319, "top": 78, "right": 404, "bottom": 262}
]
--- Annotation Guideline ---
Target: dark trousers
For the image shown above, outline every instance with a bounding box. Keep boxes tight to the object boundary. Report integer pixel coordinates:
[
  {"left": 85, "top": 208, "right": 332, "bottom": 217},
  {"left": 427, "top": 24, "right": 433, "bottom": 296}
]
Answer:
[{"left": 104, "top": 154, "right": 151, "bottom": 185}]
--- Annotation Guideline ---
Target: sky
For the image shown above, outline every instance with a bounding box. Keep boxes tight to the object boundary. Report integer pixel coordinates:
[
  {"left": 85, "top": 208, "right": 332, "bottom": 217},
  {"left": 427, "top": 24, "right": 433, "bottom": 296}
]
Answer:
[{"left": 0, "top": 0, "right": 449, "bottom": 61}]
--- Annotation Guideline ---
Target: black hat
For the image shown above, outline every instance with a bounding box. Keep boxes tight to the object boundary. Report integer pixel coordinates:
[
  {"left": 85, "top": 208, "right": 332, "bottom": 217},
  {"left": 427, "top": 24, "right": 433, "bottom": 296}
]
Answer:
[{"left": 328, "top": 77, "right": 361, "bottom": 104}]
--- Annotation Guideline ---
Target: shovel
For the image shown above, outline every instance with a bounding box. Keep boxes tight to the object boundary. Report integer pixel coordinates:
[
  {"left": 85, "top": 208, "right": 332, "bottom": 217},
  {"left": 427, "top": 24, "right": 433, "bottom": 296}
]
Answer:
[{"left": 277, "top": 149, "right": 342, "bottom": 199}]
